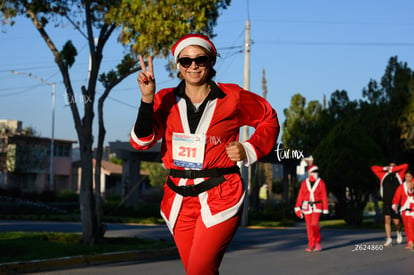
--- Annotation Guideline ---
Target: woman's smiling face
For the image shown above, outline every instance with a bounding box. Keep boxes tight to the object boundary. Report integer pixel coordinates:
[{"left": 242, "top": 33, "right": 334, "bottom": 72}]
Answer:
[{"left": 177, "top": 45, "right": 211, "bottom": 86}]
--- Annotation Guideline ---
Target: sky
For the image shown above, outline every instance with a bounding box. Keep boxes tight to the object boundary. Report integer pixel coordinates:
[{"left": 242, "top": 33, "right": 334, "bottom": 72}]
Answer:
[{"left": 1, "top": 0, "right": 414, "bottom": 148}]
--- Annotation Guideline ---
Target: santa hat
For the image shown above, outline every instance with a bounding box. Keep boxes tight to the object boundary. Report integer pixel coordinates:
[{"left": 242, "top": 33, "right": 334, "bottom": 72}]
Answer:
[
  {"left": 171, "top": 34, "right": 217, "bottom": 62},
  {"left": 308, "top": 165, "right": 319, "bottom": 173}
]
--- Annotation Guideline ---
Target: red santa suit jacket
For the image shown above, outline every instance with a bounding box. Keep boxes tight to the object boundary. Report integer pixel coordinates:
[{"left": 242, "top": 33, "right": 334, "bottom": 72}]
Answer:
[
  {"left": 130, "top": 82, "right": 279, "bottom": 233},
  {"left": 294, "top": 178, "right": 329, "bottom": 215},
  {"left": 371, "top": 163, "right": 408, "bottom": 198},
  {"left": 392, "top": 182, "right": 414, "bottom": 217}
]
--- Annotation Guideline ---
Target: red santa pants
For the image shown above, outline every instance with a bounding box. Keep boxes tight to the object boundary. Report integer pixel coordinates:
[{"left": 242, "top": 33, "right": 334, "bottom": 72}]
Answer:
[
  {"left": 401, "top": 214, "right": 410, "bottom": 244},
  {"left": 173, "top": 196, "right": 241, "bottom": 275},
  {"left": 403, "top": 214, "right": 414, "bottom": 244},
  {"left": 304, "top": 212, "right": 321, "bottom": 248}
]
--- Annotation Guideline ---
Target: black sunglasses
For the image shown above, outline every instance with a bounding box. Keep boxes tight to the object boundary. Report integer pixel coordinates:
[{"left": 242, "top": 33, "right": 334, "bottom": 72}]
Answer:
[{"left": 178, "top": 56, "right": 210, "bottom": 68}]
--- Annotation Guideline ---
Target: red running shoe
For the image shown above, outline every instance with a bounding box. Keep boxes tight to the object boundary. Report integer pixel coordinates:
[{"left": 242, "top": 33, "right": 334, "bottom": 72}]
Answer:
[{"left": 305, "top": 247, "right": 314, "bottom": 252}]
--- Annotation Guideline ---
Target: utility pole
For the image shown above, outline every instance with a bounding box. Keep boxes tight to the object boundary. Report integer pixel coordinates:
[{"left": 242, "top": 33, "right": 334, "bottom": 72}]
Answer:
[
  {"left": 241, "top": 19, "right": 251, "bottom": 226},
  {"left": 10, "top": 71, "right": 56, "bottom": 191}
]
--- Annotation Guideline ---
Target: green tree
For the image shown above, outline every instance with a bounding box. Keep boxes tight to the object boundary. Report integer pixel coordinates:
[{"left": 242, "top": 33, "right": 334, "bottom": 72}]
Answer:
[
  {"left": 283, "top": 57, "right": 414, "bottom": 225},
  {"left": 282, "top": 93, "right": 322, "bottom": 155},
  {"left": 141, "top": 161, "right": 169, "bottom": 188},
  {"left": 315, "top": 57, "right": 413, "bottom": 224},
  {"left": 313, "top": 97, "right": 382, "bottom": 225},
  {"left": 383, "top": 58, "right": 414, "bottom": 151},
  {"left": 1, "top": 0, "right": 231, "bottom": 245},
  {"left": 362, "top": 56, "right": 414, "bottom": 161},
  {"left": 283, "top": 94, "right": 305, "bottom": 149},
  {"left": 399, "top": 85, "right": 414, "bottom": 149}
]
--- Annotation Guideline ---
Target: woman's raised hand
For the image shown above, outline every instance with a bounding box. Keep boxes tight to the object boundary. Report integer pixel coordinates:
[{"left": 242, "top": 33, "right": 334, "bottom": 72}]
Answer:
[{"left": 137, "top": 55, "right": 156, "bottom": 103}]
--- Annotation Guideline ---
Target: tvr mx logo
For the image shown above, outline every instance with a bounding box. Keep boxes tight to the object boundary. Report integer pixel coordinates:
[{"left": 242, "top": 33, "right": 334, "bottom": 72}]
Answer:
[{"left": 275, "top": 143, "right": 304, "bottom": 162}]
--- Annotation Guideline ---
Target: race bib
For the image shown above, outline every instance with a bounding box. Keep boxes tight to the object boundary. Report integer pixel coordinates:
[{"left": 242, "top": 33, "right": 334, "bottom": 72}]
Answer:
[{"left": 172, "top": 133, "right": 206, "bottom": 169}]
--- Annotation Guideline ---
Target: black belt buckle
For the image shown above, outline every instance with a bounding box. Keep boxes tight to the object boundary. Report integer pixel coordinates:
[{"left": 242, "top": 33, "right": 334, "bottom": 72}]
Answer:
[{"left": 183, "top": 170, "right": 197, "bottom": 179}]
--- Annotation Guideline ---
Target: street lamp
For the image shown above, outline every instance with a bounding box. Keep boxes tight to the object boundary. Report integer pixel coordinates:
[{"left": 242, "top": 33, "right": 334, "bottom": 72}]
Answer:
[{"left": 10, "top": 70, "right": 56, "bottom": 191}]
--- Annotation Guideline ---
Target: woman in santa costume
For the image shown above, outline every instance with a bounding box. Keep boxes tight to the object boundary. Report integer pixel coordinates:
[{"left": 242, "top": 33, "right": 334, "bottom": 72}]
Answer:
[
  {"left": 130, "top": 33, "right": 279, "bottom": 274},
  {"left": 294, "top": 165, "right": 329, "bottom": 252},
  {"left": 392, "top": 170, "right": 414, "bottom": 249}
]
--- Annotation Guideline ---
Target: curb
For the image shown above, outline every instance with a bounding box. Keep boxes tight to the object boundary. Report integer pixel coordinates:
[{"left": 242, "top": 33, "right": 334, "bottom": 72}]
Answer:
[{"left": 0, "top": 247, "right": 179, "bottom": 274}]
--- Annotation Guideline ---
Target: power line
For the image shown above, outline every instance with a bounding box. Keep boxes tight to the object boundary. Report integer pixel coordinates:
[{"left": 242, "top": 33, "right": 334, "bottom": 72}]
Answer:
[
  {"left": 0, "top": 66, "right": 57, "bottom": 73},
  {"left": 257, "top": 40, "right": 414, "bottom": 47},
  {"left": 0, "top": 83, "right": 44, "bottom": 92},
  {"left": 105, "top": 95, "right": 136, "bottom": 109},
  {"left": 0, "top": 85, "right": 44, "bottom": 97},
  {"left": 246, "top": 18, "right": 414, "bottom": 27},
  {"left": 217, "top": 45, "right": 244, "bottom": 51},
  {"left": 0, "top": 56, "right": 125, "bottom": 74}
]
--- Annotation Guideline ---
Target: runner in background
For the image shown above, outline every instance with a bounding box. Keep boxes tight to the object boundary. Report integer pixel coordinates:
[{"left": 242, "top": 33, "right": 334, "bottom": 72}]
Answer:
[
  {"left": 371, "top": 163, "right": 408, "bottom": 246},
  {"left": 294, "top": 165, "right": 329, "bottom": 252},
  {"left": 392, "top": 170, "right": 414, "bottom": 249}
]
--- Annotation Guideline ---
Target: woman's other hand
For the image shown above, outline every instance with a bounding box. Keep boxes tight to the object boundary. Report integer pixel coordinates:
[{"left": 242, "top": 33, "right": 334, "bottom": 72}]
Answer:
[{"left": 226, "top": 141, "right": 247, "bottom": 162}]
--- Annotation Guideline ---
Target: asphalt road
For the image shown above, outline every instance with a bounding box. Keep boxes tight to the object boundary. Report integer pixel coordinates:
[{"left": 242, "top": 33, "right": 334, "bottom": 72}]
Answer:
[{"left": 1, "top": 221, "right": 413, "bottom": 275}]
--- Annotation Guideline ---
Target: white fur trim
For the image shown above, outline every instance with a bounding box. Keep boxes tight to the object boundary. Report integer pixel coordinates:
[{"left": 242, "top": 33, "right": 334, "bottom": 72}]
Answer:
[
  {"left": 173, "top": 37, "right": 214, "bottom": 62},
  {"left": 161, "top": 178, "right": 186, "bottom": 235},
  {"left": 308, "top": 165, "right": 319, "bottom": 173},
  {"left": 306, "top": 178, "right": 320, "bottom": 202},
  {"left": 241, "top": 141, "right": 257, "bottom": 166},
  {"left": 130, "top": 128, "right": 155, "bottom": 147},
  {"left": 162, "top": 97, "right": 220, "bottom": 233},
  {"left": 195, "top": 99, "right": 217, "bottom": 134},
  {"left": 200, "top": 190, "right": 245, "bottom": 228}
]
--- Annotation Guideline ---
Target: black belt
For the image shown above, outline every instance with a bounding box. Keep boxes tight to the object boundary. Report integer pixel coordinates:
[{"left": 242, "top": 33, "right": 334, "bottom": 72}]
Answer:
[
  {"left": 309, "top": 201, "right": 321, "bottom": 206},
  {"left": 169, "top": 165, "right": 240, "bottom": 179},
  {"left": 166, "top": 176, "right": 226, "bottom": 197}
]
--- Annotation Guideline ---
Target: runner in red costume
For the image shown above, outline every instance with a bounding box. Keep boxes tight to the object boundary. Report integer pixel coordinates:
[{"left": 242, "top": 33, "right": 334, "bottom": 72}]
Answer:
[
  {"left": 371, "top": 163, "right": 408, "bottom": 246},
  {"left": 130, "top": 34, "right": 280, "bottom": 274},
  {"left": 294, "top": 165, "right": 329, "bottom": 252},
  {"left": 392, "top": 170, "right": 414, "bottom": 249},
  {"left": 404, "top": 195, "right": 414, "bottom": 251}
]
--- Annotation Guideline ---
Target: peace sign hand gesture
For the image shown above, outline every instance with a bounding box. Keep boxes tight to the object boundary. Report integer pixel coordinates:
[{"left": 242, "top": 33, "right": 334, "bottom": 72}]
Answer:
[{"left": 137, "top": 55, "right": 155, "bottom": 103}]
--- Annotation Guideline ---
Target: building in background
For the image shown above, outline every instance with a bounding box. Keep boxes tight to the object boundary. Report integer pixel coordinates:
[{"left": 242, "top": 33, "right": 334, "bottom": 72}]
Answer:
[
  {"left": 0, "top": 119, "right": 76, "bottom": 193},
  {"left": 71, "top": 158, "right": 123, "bottom": 199}
]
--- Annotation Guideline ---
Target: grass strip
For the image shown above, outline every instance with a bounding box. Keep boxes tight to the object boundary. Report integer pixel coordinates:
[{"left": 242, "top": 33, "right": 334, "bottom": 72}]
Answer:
[{"left": 0, "top": 232, "right": 174, "bottom": 264}]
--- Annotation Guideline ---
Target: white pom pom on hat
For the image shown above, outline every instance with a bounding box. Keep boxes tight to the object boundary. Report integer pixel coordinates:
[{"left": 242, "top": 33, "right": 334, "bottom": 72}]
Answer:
[{"left": 171, "top": 34, "right": 217, "bottom": 63}]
